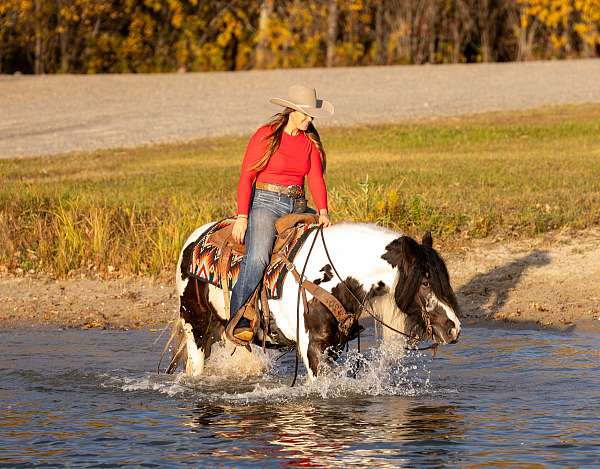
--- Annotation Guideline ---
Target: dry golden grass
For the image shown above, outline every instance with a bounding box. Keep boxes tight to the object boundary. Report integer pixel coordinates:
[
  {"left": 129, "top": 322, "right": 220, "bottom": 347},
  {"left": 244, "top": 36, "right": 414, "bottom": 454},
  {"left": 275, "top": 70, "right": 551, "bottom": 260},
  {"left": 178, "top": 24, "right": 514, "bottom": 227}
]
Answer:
[{"left": 2, "top": 104, "right": 600, "bottom": 277}]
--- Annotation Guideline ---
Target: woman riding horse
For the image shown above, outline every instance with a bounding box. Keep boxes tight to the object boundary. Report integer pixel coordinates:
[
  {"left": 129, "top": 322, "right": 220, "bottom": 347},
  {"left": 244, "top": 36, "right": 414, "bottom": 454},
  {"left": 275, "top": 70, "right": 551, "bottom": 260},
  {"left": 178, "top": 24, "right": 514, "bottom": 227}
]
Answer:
[{"left": 229, "top": 85, "right": 334, "bottom": 341}]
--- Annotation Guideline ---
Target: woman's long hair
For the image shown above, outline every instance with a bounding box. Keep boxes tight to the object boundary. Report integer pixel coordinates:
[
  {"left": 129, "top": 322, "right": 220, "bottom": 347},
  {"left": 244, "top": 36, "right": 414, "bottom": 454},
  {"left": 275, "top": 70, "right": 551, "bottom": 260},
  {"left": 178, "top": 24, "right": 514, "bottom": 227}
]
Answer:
[{"left": 250, "top": 107, "right": 327, "bottom": 173}]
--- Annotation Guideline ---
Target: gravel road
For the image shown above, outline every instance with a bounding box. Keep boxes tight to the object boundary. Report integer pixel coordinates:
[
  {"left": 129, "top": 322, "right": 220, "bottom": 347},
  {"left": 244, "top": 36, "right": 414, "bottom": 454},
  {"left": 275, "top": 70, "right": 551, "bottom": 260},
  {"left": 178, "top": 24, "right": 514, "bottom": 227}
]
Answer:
[{"left": 1, "top": 59, "right": 599, "bottom": 159}]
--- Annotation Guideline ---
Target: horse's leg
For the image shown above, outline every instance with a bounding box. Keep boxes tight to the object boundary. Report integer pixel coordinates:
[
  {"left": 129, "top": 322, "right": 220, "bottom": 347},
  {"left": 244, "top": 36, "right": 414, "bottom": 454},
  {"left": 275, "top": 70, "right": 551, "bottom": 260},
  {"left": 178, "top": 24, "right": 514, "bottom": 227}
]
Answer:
[
  {"left": 302, "top": 278, "right": 376, "bottom": 379},
  {"left": 172, "top": 276, "right": 228, "bottom": 376},
  {"left": 303, "top": 300, "right": 340, "bottom": 378}
]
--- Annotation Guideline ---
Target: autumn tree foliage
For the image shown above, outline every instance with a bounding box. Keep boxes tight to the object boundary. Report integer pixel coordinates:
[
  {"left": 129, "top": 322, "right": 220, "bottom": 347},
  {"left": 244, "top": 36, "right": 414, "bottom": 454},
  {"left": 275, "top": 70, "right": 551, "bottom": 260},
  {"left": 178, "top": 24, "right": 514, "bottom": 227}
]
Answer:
[{"left": 0, "top": 0, "right": 598, "bottom": 74}]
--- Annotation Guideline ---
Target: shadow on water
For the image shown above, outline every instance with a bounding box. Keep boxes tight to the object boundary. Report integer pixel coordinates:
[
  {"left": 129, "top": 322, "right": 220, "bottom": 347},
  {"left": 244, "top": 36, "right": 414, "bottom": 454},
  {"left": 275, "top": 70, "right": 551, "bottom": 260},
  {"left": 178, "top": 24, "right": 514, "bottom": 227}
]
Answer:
[
  {"left": 186, "top": 398, "right": 466, "bottom": 466},
  {"left": 457, "top": 249, "right": 551, "bottom": 319}
]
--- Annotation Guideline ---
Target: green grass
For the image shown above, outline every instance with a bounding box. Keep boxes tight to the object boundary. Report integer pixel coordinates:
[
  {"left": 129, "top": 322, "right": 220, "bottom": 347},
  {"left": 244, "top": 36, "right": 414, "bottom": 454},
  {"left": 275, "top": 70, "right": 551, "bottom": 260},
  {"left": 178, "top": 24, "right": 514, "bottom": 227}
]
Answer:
[{"left": 2, "top": 104, "right": 600, "bottom": 277}]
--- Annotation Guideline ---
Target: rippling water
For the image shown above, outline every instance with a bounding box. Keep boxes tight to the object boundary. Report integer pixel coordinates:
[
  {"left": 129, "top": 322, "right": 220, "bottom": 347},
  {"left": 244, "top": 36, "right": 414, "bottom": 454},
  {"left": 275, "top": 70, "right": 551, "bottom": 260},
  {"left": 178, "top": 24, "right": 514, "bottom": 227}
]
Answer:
[{"left": 1, "top": 325, "right": 599, "bottom": 467}]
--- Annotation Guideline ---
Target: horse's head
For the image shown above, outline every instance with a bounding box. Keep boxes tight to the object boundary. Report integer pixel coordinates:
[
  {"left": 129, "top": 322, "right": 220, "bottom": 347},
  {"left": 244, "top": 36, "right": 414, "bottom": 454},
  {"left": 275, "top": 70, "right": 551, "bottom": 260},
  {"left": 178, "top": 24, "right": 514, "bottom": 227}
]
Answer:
[{"left": 381, "top": 232, "right": 461, "bottom": 345}]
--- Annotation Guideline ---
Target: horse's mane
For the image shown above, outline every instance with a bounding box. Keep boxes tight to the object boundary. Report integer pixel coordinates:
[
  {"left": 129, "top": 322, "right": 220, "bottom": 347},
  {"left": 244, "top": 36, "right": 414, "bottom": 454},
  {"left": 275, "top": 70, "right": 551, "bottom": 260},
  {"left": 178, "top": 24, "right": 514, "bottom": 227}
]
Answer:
[
  {"left": 424, "top": 247, "right": 459, "bottom": 311},
  {"left": 382, "top": 235, "right": 458, "bottom": 318}
]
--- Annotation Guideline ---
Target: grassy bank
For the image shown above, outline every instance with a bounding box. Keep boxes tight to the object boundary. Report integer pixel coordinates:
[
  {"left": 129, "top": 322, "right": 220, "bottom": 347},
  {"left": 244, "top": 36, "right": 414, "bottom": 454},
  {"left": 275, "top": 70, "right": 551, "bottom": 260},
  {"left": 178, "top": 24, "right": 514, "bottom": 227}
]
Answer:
[{"left": 2, "top": 104, "right": 600, "bottom": 277}]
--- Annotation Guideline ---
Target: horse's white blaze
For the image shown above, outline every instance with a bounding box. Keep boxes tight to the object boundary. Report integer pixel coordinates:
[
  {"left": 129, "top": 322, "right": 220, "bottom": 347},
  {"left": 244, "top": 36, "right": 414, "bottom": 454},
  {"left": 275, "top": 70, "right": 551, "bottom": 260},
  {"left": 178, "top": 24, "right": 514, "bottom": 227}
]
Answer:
[
  {"left": 427, "top": 290, "right": 461, "bottom": 342},
  {"left": 437, "top": 295, "right": 462, "bottom": 339}
]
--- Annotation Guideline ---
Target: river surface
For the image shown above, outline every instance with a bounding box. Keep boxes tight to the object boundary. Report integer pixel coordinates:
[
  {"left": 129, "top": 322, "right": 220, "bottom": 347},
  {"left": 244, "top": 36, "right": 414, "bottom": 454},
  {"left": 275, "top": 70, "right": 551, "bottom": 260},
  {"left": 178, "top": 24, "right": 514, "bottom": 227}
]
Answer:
[{"left": 1, "top": 325, "right": 599, "bottom": 468}]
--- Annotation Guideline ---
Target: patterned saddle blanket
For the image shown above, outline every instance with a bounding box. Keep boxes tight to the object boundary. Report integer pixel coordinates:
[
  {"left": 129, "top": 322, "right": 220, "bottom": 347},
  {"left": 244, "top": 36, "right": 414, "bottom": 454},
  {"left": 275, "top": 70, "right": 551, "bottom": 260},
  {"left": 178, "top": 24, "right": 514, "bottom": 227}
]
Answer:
[{"left": 189, "top": 216, "right": 319, "bottom": 300}]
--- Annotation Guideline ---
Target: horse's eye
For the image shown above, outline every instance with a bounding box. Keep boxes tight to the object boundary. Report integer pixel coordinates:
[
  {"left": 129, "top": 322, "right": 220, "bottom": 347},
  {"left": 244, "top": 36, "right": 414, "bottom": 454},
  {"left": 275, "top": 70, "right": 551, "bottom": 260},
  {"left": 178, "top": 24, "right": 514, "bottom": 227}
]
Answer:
[{"left": 422, "top": 280, "right": 430, "bottom": 288}]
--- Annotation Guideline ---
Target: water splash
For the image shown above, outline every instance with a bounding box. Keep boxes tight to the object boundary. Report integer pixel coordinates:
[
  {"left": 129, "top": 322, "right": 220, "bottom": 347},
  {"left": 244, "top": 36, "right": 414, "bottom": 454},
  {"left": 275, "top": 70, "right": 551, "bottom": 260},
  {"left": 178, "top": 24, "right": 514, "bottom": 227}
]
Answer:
[
  {"left": 203, "top": 341, "right": 274, "bottom": 377},
  {"left": 110, "top": 341, "right": 437, "bottom": 403}
]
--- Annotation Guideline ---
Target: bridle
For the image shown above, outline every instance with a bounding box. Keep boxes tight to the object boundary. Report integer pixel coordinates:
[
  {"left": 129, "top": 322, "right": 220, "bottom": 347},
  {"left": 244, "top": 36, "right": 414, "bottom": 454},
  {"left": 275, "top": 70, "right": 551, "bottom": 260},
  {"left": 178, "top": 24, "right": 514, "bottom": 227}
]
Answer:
[{"left": 416, "top": 295, "right": 435, "bottom": 342}]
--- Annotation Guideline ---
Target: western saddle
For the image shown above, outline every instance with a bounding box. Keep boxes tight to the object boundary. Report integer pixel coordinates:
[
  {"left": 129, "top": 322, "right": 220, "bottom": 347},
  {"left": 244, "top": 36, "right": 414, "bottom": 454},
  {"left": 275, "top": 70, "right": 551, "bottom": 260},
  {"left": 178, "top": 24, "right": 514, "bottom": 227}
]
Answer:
[{"left": 201, "top": 213, "right": 356, "bottom": 349}]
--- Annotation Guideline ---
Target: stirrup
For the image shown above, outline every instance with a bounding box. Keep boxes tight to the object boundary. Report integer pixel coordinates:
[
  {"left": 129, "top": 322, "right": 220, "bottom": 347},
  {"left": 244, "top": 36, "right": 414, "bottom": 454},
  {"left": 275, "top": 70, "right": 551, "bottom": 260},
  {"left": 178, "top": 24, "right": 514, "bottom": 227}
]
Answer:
[
  {"left": 233, "top": 329, "right": 253, "bottom": 342},
  {"left": 225, "top": 287, "right": 260, "bottom": 347},
  {"left": 233, "top": 318, "right": 254, "bottom": 342}
]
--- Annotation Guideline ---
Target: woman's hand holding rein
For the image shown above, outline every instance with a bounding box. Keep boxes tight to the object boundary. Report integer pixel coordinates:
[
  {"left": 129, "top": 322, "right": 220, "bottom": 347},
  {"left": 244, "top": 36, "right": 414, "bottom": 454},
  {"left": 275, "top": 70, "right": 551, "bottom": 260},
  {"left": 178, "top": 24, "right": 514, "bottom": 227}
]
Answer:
[
  {"left": 318, "top": 209, "right": 331, "bottom": 227},
  {"left": 232, "top": 215, "right": 248, "bottom": 244}
]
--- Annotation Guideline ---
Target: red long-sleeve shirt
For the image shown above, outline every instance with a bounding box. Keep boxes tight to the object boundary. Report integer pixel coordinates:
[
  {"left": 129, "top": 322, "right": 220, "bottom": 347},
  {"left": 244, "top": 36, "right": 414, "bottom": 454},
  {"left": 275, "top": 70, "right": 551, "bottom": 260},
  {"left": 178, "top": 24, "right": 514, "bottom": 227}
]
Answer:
[{"left": 236, "top": 125, "right": 328, "bottom": 215}]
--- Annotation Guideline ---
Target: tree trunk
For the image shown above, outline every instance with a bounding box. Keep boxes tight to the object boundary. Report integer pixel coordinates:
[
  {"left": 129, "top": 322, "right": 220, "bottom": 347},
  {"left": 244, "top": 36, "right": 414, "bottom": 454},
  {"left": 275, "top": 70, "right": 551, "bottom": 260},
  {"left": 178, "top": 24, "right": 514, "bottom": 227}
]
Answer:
[
  {"left": 451, "top": 17, "right": 462, "bottom": 63},
  {"left": 255, "top": 0, "right": 273, "bottom": 69},
  {"left": 413, "top": 0, "right": 429, "bottom": 64},
  {"left": 375, "top": 0, "right": 385, "bottom": 65},
  {"left": 514, "top": 6, "right": 528, "bottom": 62},
  {"left": 481, "top": 28, "right": 491, "bottom": 62},
  {"left": 326, "top": 0, "right": 338, "bottom": 67},
  {"left": 428, "top": 0, "right": 436, "bottom": 63},
  {"left": 478, "top": 0, "right": 497, "bottom": 62},
  {"left": 34, "top": 0, "right": 43, "bottom": 74},
  {"left": 479, "top": 0, "right": 490, "bottom": 62},
  {"left": 58, "top": 0, "right": 69, "bottom": 73}
]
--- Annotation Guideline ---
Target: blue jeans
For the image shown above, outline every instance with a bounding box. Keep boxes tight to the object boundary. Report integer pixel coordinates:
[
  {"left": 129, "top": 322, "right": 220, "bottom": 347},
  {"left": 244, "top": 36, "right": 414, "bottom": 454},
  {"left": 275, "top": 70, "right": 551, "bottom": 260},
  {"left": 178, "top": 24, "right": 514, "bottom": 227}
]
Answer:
[{"left": 229, "top": 188, "right": 314, "bottom": 317}]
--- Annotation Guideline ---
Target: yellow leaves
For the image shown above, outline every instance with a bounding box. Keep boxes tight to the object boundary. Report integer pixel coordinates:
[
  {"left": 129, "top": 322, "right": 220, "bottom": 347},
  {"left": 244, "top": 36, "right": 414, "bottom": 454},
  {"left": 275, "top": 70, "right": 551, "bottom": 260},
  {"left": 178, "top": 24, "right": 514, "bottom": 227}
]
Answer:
[
  {"left": 214, "top": 10, "right": 242, "bottom": 48},
  {"left": 168, "top": 0, "right": 183, "bottom": 28},
  {"left": 336, "top": 42, "right": 366, "bottom": 66},
  {"left": 575, "top": 0, "right": 600, "bottom": 45},
  {"left": 578, "top": 0, "right": 600, "bottom": 19},
  {"left": 3, "top": 0, "right": 599, "bottom": 74},
  {"left": 268, "top": 19, "right": 293, "bottom": 48},
  {"left": 0, "top": 0, "right": 19, "bottom": 15},
  {"left": 348, "top": 0, "right": 365, "bottom": 12},
  {"left": 550, "top": 32, "right": 568, "bottom": 48},
  {"left": 143, "top": 0, "right": 162, "bottom": 13},
  {"left": 171, "top": 13, "right": 183, "bottom": 29},
  {"left": 519, "top": 0, "right": 600, "bottom": 51},
  {"left": 193, "top": 43, "right": 227, "bottom": 71},
  {"left": 521, "top": 0, "right": 571, "bottom": 28},
  {"left": 234, "top": 43, "right": 253, "bottom": 70},
  {"left": 174, "top": 38, "right": 188, "bottom": 67}
]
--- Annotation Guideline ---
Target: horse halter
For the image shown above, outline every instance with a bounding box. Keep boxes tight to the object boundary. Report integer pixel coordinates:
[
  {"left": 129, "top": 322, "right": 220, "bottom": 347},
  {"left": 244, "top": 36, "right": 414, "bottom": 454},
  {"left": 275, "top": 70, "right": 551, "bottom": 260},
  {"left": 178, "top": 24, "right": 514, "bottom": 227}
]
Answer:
[{"left": 415, "top": 294, "right": 435, "bottom": 342}]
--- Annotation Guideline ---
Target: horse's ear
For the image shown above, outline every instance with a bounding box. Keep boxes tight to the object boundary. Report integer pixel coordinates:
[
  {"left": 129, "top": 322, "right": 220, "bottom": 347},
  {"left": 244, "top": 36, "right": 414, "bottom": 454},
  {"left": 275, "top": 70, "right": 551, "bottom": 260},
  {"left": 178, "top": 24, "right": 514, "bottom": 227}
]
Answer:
[
  {"left": 382, "top": 236, "right": 419, "bottom": 268},
  {"left": 422, "top": 231, "right": 433, "bottom": 248}
]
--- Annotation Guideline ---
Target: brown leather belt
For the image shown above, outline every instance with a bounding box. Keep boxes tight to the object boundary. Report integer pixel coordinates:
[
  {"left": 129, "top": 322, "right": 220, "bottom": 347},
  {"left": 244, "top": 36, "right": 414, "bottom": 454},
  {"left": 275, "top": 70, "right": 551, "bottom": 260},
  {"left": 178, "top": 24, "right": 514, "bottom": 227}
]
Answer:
[{"left": 255, "top": 181, "right": 305, "bottom": 199}]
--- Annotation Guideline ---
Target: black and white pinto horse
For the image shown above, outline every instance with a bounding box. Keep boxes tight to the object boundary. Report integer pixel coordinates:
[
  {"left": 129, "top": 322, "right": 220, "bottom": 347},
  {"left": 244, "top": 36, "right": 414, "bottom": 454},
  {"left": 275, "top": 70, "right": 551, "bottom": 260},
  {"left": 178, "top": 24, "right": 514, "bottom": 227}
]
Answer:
[{"left": 170, "top": 221, "right": 461, "bottom": 381}]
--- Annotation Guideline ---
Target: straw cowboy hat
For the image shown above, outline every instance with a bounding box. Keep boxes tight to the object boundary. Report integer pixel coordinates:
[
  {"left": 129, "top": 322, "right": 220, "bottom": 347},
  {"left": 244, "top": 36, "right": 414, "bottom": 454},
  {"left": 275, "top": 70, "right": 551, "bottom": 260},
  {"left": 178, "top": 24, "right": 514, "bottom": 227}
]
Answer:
[{"left": 270, "top": 85, "right": 334, "bottom": 119}]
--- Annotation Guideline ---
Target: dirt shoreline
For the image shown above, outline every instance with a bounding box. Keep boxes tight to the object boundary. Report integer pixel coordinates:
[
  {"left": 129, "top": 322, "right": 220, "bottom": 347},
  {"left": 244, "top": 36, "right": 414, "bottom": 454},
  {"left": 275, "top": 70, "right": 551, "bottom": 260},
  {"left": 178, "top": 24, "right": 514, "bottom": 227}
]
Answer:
[{"left": 2, "top": 226, "right": 599, "bottom": 334}]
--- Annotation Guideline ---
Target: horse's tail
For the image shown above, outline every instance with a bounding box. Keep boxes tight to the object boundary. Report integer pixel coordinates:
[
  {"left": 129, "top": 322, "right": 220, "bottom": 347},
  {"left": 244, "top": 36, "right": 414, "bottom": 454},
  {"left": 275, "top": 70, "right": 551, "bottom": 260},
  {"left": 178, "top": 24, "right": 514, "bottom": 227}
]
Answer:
[
  {"left": 157, "top": 315, "right": 189, "bottom": 374},
  {"left": 157, "top": 225, "right": 199, "bottom": 375}
]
